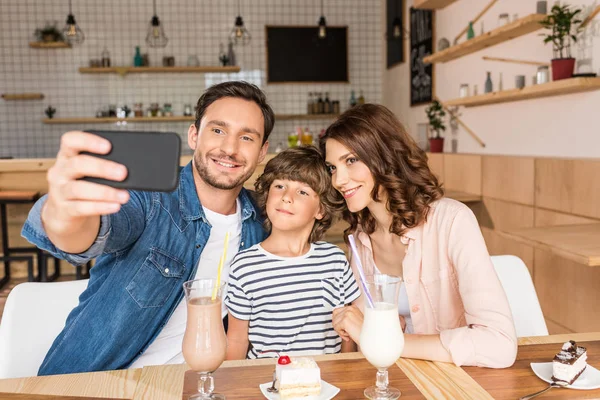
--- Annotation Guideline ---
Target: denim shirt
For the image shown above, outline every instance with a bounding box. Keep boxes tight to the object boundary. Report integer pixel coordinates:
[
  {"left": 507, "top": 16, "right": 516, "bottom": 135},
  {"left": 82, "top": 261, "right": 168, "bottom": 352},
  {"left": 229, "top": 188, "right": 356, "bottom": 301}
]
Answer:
[{"left": 21, "top": 162, "right": 266, "bottom": 375}]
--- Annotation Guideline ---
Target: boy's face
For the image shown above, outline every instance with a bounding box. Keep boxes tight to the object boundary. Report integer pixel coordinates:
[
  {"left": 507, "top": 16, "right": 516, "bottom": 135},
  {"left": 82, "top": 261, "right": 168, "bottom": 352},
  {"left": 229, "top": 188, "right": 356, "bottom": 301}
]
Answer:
[{"left": 266, "top": 179, "right": 324, "bottom": 234}]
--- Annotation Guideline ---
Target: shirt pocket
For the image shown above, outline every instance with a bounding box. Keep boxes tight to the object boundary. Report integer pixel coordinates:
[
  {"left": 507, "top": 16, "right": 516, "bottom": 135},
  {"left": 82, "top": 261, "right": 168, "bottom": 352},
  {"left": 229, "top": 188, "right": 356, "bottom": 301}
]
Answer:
[
  {"left": 421, "top": 269, "right": 464, "bottom": 331},
  {"left": 126, "top": 247, "right": 186, "bottom": 309},
  {"left": 321, "top": 277, "right": 342, "bottom": 312}
]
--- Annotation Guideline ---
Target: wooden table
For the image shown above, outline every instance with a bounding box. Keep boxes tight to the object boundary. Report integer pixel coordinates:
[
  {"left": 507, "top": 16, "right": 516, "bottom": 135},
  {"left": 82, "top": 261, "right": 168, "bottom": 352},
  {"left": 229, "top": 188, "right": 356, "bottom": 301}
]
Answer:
[
  {"left": 0, "top": 333, "right": 598, "bottom": 399},
  {"left": 498, "top": 224, "right": 600, "bottom": 266}
]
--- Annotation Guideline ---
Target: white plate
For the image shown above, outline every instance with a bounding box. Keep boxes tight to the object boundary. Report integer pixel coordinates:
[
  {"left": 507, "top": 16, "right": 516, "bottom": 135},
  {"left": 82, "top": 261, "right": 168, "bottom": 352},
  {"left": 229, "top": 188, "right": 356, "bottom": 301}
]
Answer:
[
  {"left": 259, "top": 380, "right": 340, "bottom": 400},
  {"left": 531, "top": 362, "right": 600, "bottom": 390}
]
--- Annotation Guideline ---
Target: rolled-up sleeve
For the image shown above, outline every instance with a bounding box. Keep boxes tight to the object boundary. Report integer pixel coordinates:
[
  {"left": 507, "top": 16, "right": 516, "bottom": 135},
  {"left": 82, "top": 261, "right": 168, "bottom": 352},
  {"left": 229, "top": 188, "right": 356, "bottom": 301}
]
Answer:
[{"left": 439, "top": 207, "right": 518, "bottom": 368}]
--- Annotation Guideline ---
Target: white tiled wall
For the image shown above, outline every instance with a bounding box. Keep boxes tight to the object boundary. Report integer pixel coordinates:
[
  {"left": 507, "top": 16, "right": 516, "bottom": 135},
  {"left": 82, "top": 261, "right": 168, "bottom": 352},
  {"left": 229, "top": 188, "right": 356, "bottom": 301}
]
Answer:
[{"left": 0, "top": 0, "right": 382, "bottom": 158}]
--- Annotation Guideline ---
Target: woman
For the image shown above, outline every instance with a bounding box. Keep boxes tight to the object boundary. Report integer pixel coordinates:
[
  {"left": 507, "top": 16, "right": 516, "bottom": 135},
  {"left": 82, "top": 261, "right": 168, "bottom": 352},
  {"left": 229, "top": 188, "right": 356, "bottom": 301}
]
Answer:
[{"left": 320, "top": 103, "right": 517, "bottom": 368}]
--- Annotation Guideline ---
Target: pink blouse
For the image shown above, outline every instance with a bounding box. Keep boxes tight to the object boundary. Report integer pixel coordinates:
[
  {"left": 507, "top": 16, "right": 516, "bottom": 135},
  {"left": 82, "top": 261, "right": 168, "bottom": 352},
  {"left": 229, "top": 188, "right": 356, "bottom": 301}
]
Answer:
[{"left": 350, "top": 198, "right": 517, "bottom": 368}]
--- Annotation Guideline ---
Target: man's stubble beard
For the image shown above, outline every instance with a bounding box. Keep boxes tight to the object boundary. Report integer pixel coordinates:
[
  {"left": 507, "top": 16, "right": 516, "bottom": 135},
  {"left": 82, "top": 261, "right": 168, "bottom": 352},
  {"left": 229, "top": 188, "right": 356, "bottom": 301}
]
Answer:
[{"left": 193, "top": 150, "right": 253, "bottom": 190}]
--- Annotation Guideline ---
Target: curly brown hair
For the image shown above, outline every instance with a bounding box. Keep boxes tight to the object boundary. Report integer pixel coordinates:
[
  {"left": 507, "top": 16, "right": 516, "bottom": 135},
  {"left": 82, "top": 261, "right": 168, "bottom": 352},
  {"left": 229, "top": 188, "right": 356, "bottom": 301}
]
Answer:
[
  {"left": 319, "top": 103, "right": 444, "bottom": 239},
  {"left": 254, "top": 146, "right": 345, "bottom": 243}
]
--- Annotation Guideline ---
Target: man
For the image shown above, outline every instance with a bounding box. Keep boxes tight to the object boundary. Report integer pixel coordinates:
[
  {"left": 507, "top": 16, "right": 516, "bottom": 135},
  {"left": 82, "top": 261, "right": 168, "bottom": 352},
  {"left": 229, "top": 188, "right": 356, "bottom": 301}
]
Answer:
[{"left": 21, "top": 81, "right": 273, "bottom": 374}]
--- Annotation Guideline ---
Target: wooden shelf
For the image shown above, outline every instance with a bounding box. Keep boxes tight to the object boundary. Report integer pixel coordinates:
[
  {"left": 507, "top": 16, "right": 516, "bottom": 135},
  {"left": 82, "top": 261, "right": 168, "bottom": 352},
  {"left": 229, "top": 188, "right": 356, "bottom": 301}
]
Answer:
[
  {"left": 2, "top": 93, "right": 44, "bottom": 100},
  {"left": 414, "top": 0, "right": 459, "bottom": 10},
  {"left": 78, "top": 66, "right": 241, "bottom": 76},
  {"left": 444, "top": 77, "right": 600, "bottom": 108},
  {"left": 29, "top": 41, "right": 70, "bottom": 48},
  {"left": 423, "top": 14, "right": 545, "bottom": 64},
  {"left": 42, "top": 114, "right": 339, "bottom": 124},
  {"left": 497, "top": 224, "right": 600, "bottom": 267}
]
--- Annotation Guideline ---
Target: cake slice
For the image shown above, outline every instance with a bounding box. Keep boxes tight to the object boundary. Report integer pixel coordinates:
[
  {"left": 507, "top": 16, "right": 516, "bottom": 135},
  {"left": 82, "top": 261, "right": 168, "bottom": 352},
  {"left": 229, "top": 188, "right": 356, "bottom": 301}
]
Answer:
[
  {"left": 275, "top": 356, "right": 321, "bottom": 400},
  {"left": 552, "top": 340, "right": 587, "bottom": 384}
]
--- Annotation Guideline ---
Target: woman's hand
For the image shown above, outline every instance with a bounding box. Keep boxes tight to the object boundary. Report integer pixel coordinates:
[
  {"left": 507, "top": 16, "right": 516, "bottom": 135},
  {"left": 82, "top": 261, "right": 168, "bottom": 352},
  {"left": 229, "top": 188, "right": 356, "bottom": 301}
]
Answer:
[{"left": 332, "top": 304, "right": 364, "bottom": 343}]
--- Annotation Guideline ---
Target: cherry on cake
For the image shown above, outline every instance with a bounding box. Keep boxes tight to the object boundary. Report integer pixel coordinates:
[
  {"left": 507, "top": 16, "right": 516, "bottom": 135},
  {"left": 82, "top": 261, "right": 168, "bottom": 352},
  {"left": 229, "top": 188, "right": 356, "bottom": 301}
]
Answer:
[
  {"left": 552, "top": 340, "right": 587, "bottom": 385},
  {"left": 275, "top": 355, "right": 321, "bottom": 400}
]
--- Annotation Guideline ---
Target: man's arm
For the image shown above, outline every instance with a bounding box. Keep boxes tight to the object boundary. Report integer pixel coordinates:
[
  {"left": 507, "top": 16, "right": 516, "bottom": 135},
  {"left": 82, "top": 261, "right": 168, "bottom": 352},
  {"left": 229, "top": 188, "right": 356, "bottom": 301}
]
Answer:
[{"left": 226, "top": 314, "right": 250, "bottom": 360}]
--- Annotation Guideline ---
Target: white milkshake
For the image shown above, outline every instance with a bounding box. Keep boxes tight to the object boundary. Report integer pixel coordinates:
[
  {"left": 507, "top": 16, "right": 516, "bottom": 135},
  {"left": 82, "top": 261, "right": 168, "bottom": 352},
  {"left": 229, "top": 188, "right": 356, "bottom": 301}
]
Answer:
[{"left": 360, "top": 302, "right": 404, "bottom": 368}]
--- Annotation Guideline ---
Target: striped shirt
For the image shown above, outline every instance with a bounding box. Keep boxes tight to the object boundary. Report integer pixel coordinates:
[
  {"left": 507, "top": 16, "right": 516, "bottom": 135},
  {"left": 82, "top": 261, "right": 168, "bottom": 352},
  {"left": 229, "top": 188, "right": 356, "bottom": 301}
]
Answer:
[{"left": 224, "top": 241, "right": 361, "bottom": 359}]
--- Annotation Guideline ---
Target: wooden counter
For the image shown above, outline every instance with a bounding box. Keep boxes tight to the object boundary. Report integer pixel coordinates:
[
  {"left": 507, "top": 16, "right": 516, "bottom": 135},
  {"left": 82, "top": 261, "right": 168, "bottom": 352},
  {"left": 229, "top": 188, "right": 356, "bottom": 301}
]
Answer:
[
  {"left": 1, "top": 333, "right": 598, "bottom": 399},
  {"left": 497, "top": 224, "right": 600, "bottom": 267}
]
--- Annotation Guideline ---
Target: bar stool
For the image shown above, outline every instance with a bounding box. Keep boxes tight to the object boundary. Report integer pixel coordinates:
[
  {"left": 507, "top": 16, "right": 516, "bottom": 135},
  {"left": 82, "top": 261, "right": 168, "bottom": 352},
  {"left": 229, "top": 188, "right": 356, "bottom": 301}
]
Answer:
[{"left": 0, "top": 191, "right": 60, "bottom": 288}]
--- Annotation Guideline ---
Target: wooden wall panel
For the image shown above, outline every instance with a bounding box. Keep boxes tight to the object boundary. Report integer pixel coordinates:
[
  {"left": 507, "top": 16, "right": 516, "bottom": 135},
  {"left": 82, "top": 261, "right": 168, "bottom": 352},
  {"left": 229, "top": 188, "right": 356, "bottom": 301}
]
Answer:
[
  {"left": 473, "top": 198, "right": 534, "bottom": 231},
  {"left": 427, "top": 153, "right": 444, "bottom": 183},
  {"left": 534, "top": 208, "right": 599, "bottom": 227},
  {"left": 534, "top": 248, "right": 600, "bottom": 332},
  {"left": 535, "top": 159, "right": 600, "bottom": 219},
  {"left": 442, "top": 154, "right": 481, "bottom": 195},
  {"left": 481, "top": 227, "right": 534, "bottom": 275},
  {"left": 482, "top": 156, "right": 534, "bottom": 205},
  {"left": 544, "top": 318, "right": 574, "bottom": 335}
]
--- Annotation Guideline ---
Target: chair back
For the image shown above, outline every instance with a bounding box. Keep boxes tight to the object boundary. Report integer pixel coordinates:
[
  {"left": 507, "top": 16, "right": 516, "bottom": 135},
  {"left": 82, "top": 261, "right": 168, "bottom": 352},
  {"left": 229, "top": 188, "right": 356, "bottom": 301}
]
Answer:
[
  {"left": 491, "top": 255, "right": 548, "bottom": 337},
  {"left": 0, "top": 279, "right": 88, "bottom": 378}
]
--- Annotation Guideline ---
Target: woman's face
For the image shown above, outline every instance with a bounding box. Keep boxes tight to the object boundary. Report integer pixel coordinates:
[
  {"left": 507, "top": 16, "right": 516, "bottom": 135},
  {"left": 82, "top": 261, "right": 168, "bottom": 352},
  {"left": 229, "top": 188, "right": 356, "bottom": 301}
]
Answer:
[{"left": 324, "top": 138, "right": 375, "bottom": 213}]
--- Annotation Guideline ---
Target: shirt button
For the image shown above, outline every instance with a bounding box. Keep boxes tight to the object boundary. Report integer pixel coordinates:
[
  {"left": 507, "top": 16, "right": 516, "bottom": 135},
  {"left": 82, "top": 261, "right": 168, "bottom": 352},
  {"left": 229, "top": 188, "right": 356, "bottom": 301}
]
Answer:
[
  {"left": 164, "top": 268, "right": 170, "bottom": 273},
  {"left": 240, "top": 241, "right": 244, "bottom": 246},
  {"left": 195, "top": 244, "right": 201, "bottom": 249},
  {"left": 411, "top": 305, "right": 420, "bottom": 313}
]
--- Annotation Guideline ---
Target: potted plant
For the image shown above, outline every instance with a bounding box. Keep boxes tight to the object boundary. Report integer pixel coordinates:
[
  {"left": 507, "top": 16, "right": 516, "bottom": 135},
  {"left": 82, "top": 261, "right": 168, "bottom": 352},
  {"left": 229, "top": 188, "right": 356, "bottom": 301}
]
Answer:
[
  {"left": 34, "top": 21, "right": 65, "bottom": 43},
  {"left": 539, "top": 4, "right": 583, "bottom": 81},
  {"left": 425, "top": 100, "right": 446, "bottom": 153}
]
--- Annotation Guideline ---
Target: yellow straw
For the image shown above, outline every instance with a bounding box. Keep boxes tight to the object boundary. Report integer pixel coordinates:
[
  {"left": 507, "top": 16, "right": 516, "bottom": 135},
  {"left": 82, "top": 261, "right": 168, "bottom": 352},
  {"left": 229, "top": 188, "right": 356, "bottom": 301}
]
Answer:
[{"left": 212, "top": 231, "right": 230, "bottom": 300}]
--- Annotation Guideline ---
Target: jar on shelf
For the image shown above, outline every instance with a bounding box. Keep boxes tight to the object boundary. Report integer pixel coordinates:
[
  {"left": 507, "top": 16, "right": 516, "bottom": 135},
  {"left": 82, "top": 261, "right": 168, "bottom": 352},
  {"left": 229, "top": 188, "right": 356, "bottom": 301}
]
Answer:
[
  {"left": 150, "top": 103, "right": 160, "bottom": 117},
  {"left": 287, "top": 131, "right": 299, "bottom": 148},
  {"left": 162, "top": 103, "right": 173, "bottom": 116},
  {"left": 183, "top": 104, "right": 193, "bottom": 116},
  {"left": 536, "top": 66, "right": 549, "bottom": 84},
  {"left": 134, "top": 103, "right": 144, "bottom": 117},
  {"left": 459, "top": 84, "right": 470, "bottom": 98},
  {"left": 498, "top": 13, "right": 510, "bottom": 27}
]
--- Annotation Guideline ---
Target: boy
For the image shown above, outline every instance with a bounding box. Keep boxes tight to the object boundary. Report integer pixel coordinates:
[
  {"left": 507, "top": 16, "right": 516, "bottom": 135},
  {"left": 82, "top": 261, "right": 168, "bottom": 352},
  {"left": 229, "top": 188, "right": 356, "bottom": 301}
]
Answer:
[{"left": 224, "top": 146, "right": 360, "bottom": 359}]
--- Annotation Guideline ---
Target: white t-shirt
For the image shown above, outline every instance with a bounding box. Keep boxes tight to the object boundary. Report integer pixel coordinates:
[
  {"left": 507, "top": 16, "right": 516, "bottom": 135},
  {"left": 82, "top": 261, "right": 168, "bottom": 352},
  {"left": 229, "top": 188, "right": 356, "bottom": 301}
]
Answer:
[{"left": 130, "top": 199, "right": 242, "bottom": 368}]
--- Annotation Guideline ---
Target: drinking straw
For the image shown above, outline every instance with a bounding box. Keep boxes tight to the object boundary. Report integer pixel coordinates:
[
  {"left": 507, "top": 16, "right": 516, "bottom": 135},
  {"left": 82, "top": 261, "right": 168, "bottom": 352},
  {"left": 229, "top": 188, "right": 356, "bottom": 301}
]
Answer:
[
  {"left": 212, "top": 232, "right": 230, "bottom": 300},
  {"left": 347, "top": 234, "right": 374, "bottom": 308}
]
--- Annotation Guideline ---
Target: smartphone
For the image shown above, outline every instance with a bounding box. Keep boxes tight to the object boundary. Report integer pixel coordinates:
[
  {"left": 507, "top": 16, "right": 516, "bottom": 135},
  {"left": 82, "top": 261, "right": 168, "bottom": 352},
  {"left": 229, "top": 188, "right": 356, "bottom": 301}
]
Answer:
[{"left": 81, "top": 130, "right": 181, "bottom": 192}]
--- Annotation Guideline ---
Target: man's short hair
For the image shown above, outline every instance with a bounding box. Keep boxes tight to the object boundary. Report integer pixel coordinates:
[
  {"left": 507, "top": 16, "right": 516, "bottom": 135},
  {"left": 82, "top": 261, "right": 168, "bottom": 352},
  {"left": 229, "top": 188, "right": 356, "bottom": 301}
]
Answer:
[{"left": 194, "top": 81, "right": 275, "bottom": 145}]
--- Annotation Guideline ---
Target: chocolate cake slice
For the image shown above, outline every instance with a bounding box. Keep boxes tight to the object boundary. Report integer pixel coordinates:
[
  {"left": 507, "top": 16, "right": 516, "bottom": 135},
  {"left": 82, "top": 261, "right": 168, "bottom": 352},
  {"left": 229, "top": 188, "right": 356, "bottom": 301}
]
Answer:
[{"left": 552, "top": 340, "right": 587, "bottom": 385}]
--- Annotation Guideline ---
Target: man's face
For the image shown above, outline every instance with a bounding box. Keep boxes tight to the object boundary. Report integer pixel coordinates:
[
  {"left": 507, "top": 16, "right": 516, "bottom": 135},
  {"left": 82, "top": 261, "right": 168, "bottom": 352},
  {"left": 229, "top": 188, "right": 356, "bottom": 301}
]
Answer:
[{"left": 188, "top": 97, "right": 269, "bottom": 190}]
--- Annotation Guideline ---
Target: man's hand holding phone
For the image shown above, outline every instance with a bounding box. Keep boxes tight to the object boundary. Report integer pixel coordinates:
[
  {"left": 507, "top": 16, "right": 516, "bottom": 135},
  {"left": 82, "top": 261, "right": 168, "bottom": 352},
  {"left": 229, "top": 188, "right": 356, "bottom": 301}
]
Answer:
[{"left": 42, "top": 131, "right": 130, "bottom": 253}]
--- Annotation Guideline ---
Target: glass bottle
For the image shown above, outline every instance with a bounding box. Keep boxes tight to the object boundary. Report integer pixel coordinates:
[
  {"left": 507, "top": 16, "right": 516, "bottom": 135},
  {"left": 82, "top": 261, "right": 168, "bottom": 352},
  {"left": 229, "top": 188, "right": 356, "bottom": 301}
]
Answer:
[
  {"left": 358, "top": 90, "right": 365, "bottom": 105},
  {"left": 499, "top": 72, "right": 503, "bottom": 91},
  {"left": 101, "top": 47, "right": 111, "bottom": 67},
  {"left": 133, "top": 46, "right": 143, "bottom": 67},
  {"left": 324, "top": 92, "right": 331, "bottom": 114},
  {"left": 484, "top": 72, "right": 493, "bottom": 93},
  {"left": 349, "top": 90, "right": 357, "bottom": 108},
  {"left": 467, "top": 21, "right": 475, "bottom": 40},
  {"left": 307, "top": 92, "right": 314, "bottom": 114},
  {"left": 317, "top": 93, "right": 324, "bottom": 114}
]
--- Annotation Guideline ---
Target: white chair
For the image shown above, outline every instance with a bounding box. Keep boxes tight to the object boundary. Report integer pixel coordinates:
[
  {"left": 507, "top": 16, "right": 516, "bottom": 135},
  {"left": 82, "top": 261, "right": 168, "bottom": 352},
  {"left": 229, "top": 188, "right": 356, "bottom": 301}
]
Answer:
[
  {"left": 491, "top": 255, "right": 548, "bottom": 337},
  {"left": 0, "top": 279, "right": 89, "bottom": 378}
]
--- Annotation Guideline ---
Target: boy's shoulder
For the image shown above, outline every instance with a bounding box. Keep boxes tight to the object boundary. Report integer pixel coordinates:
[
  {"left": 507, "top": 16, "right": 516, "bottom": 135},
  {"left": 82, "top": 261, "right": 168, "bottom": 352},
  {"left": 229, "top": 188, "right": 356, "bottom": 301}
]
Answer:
[{"left": 311, "top": 241, "right": 347, "bottom": 258}]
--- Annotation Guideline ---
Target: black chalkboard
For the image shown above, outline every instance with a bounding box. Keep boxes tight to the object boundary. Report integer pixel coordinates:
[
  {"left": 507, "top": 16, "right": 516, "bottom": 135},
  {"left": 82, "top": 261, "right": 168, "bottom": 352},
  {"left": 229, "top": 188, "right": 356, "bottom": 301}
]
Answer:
[
  {"left": 266, "top": 26, "right": 348, "bottom": 83},
  {"left": 386, "top": 0, "right": 404, "bottom": 68},
  {"left": 410, "top": 8, "right": 434, "bottom": 106}
]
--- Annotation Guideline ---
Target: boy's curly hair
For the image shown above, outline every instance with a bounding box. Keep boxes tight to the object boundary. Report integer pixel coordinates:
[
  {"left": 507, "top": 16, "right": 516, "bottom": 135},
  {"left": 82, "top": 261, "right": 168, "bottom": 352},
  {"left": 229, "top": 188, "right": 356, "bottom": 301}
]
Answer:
[{"left": 254, "top": 146, "right": 344, "bottom": 243}]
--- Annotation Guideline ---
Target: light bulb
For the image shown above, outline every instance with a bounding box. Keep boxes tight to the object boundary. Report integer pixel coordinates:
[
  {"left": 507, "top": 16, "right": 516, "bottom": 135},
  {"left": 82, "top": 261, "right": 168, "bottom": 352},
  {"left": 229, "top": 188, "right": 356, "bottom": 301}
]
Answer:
[{"left": 319, "top": 25, "right": 326, "bottom": 38}]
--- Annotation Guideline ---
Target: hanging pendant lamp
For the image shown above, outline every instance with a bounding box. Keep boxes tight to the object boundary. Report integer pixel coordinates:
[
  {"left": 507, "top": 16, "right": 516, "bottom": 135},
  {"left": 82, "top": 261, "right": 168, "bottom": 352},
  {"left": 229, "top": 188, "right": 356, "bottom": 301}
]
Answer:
[
  {"left": 230, "top": 0, "right": 251, "bottom": 46},
  {"left": 62, "top": 0, "right": 85, "bottom": 45},
  {"left": 318, "top": 0, "right": 327, "bottom": 39},
  {"left": 146, "top": 0, "right": 168, "bottom": 48}
]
